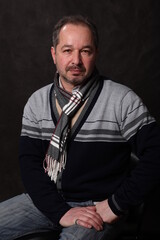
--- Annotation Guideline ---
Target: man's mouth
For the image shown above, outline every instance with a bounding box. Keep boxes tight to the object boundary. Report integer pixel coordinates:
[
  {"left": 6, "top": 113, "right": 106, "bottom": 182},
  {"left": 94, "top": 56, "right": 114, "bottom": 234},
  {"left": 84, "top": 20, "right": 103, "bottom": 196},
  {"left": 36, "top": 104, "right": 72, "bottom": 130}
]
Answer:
[
  {"left": 70, "top": 68, "right": 83, "bottom": 74},
  {"left": 67, "top": 66, "right": 85, "bottom": 74}
]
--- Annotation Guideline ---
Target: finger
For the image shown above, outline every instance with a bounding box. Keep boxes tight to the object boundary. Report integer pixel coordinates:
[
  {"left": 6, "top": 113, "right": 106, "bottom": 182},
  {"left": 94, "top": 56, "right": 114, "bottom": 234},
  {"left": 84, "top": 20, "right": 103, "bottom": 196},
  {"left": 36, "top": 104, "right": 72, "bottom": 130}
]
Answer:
[
  {"left": 77, "top": 213, "right": 103, "bottom": 231},
  {"left": 78, "top": 217, "right": 103, "bottom": 231},
  {"left": 75, "top": 219, "right": 92, "bottom": 229},
  {"left": 82, "top": 208, "right": 103, "bottom": 224}
]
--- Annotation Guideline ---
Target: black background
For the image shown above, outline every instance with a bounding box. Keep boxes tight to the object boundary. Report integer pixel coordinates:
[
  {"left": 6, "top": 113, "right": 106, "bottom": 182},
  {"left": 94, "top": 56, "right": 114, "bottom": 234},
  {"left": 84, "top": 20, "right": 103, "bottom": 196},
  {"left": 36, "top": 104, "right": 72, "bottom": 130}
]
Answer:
[{"left": 0, "top": 0, "right": 160, "bottom": 235}]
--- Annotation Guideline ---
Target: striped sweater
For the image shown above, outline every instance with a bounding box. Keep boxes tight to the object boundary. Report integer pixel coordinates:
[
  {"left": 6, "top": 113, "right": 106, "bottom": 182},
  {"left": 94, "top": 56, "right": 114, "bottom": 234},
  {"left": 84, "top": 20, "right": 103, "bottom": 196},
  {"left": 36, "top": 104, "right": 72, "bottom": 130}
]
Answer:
[{"left": 19, "top": 77, "right": 160, "bottom": 225}]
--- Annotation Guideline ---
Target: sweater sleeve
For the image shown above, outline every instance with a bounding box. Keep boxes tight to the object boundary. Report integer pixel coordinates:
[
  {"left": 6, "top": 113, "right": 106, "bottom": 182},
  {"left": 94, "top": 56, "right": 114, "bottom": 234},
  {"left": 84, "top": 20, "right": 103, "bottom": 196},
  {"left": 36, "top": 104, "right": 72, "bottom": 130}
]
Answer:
[
  {"left": 19, "top": 91, "right": 71, "bottom": 226},
  {"left": 108, "top": 90, "right": 160, "bottom": 215}
]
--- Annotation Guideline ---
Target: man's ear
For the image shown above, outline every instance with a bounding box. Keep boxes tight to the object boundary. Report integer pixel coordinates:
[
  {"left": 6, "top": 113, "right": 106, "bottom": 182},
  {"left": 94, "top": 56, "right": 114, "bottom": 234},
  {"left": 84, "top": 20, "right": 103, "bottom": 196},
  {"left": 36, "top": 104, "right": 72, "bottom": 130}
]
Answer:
[{"left": 51, "top": 46, "right": 56, "bottom": 64}]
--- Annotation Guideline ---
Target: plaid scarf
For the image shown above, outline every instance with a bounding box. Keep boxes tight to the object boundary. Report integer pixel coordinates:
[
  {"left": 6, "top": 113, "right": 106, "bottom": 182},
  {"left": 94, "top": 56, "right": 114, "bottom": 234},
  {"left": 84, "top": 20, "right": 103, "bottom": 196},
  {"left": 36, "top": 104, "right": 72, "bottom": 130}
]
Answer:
[{"left": 43, "top": 69, "right": 100, "bottom": 182}]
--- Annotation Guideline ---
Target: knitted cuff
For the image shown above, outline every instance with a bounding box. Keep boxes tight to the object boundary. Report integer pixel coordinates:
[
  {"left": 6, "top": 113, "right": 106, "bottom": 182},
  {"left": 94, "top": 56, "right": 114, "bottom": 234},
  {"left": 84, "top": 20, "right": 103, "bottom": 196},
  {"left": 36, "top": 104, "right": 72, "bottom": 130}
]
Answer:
[{"left": 108, "top": 194, "right": 128, "bottom": 216}]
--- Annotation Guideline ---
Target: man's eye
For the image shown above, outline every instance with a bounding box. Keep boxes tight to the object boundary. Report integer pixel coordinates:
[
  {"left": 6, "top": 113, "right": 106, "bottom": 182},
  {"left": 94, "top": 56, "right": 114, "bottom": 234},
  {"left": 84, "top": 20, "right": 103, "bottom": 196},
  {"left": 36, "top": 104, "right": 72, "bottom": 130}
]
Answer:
[
  {"left": 63, "top": 49, "right": 71, "bottom": 53},
  {"left": 81, "top": 49, "right": 91, "bottom": 55}
]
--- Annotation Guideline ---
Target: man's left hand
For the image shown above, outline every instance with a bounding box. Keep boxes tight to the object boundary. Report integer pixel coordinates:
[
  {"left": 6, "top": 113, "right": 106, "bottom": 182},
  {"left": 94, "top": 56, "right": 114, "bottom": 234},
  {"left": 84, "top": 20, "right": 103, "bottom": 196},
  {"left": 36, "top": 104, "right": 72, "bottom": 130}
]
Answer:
[{"left": 95, "top": 199, "right": 119, "bottom": 224}]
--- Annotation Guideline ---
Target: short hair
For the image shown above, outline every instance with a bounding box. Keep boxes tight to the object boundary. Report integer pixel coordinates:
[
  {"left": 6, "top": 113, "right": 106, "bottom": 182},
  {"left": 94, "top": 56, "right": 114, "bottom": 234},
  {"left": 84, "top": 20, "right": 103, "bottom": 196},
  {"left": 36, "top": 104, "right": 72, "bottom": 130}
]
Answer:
[{"left": 52, "top": 15, "right": 99, "bottom": 49}]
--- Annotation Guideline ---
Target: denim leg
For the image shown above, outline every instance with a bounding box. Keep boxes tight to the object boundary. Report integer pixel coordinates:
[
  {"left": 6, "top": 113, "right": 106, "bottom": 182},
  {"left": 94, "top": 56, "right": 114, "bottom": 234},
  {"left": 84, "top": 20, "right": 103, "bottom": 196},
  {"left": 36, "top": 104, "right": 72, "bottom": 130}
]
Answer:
[
  {"left": 60, "top": 218, "right": 124, "bottom": 240},
  {"left": 59, "top": 201, "right": 124, "bottom": 240},
  {"left": 0, "top": 193, "right": 55, "bottom": 240},
  {"left": 0, "top": 196, "right": 125, "bottom": 240}
]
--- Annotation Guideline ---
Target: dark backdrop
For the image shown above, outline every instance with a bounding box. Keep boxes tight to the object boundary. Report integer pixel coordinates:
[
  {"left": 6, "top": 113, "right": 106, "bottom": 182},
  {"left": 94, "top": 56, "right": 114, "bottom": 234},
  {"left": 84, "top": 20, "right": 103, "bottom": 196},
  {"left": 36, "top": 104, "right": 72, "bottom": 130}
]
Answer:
[{"left": 0, "top": 0, "right": 160, "bottom": 235}]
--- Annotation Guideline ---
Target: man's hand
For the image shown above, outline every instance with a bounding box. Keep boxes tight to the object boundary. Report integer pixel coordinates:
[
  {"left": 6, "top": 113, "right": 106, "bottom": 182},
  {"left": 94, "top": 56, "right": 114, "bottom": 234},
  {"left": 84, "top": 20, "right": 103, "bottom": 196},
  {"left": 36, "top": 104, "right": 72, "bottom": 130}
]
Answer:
[
  {"left": 59, "top": 206, "right": 103, "bottom": 231},
  {"left": 95, "top": 199, "right": 119, "bottom": 224}
]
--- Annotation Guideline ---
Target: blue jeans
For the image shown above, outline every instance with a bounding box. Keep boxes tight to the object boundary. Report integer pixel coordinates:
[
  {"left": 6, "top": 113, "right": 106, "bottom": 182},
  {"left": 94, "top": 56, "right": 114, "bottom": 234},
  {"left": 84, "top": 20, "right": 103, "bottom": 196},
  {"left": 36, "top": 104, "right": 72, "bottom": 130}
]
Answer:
[{"left": 0, "top": 193, "right": 125, "bottom": 240}]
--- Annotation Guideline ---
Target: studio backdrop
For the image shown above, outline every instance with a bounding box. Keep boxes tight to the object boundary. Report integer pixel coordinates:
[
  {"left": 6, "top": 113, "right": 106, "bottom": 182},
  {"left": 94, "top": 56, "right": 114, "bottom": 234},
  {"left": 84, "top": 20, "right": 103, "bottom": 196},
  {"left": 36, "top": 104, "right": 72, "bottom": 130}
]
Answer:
[{"left": 0, "top": 0, "right": 160, "bottom": 235}]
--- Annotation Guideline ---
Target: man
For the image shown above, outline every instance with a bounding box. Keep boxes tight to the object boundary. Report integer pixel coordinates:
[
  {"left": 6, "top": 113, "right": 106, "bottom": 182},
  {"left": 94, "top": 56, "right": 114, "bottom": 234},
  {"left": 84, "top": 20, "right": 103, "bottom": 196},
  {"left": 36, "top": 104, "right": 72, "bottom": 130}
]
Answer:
[{"left": 0, "top": 15, "right": 160, "bottom": 240}]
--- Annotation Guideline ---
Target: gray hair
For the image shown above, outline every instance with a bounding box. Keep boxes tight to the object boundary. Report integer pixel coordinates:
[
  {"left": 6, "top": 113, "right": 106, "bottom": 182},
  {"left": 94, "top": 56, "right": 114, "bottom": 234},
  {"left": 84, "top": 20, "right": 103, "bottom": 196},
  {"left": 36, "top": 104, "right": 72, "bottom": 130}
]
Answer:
[{"left": 52, "top": 15, "right": 99, "bottom": 49}]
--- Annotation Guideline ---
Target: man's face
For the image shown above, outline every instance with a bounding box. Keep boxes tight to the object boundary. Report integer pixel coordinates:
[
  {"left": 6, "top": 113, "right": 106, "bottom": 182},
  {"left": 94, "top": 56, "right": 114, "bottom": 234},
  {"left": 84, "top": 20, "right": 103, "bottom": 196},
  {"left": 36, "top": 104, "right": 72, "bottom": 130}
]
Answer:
[{"left": 51, "top": 23, "right": 97, "bottom": 92}]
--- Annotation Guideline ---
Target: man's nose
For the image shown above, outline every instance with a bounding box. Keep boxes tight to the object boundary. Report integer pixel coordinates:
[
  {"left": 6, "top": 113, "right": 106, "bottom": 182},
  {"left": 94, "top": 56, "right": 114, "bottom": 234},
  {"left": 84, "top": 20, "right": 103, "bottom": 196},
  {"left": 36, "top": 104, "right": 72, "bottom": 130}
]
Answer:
[{"left": 72, "top": 51, "right": 82, "bottom": 65}]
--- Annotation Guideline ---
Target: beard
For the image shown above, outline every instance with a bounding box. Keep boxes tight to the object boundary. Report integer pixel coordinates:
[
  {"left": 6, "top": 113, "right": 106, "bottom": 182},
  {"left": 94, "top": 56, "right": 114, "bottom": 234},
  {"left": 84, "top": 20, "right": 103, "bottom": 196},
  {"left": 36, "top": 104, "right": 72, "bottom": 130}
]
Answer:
[
  {"left": 62, "top": 75, "right": 85, "bottom": 86},
  {"left": 62, "top": 64, "right": 87, "bottom": 86}
]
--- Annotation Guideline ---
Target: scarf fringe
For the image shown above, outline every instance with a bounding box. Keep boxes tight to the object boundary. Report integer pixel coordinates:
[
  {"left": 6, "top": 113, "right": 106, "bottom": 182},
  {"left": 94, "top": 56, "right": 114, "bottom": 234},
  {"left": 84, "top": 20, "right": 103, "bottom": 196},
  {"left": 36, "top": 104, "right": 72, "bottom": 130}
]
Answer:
[{"left": 43, "top": 154, "right": 66, "bottom": 183}]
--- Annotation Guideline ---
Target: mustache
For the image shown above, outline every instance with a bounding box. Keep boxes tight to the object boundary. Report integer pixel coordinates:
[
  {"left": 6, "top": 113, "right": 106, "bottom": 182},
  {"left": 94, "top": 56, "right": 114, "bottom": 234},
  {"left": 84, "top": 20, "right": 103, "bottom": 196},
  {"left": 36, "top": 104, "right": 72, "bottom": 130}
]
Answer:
[{"left": 66, "top": 65, "right": 86, "bottom": 72}]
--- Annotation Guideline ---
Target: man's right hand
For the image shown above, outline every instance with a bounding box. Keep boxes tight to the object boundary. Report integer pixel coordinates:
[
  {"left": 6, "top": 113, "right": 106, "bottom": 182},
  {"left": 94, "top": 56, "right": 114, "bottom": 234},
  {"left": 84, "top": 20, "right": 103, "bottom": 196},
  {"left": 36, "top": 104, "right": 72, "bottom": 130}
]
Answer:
[{"left": 59, "top": 206, "right": 103, "bottom": 231}]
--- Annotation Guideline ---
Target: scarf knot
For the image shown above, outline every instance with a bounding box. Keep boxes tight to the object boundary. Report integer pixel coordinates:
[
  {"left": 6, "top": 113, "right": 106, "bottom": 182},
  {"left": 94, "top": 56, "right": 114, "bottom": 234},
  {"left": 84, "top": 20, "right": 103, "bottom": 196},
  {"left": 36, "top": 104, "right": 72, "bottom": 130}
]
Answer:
[{"left": 63, "top": 90, "right": 83, "bottom": 116}]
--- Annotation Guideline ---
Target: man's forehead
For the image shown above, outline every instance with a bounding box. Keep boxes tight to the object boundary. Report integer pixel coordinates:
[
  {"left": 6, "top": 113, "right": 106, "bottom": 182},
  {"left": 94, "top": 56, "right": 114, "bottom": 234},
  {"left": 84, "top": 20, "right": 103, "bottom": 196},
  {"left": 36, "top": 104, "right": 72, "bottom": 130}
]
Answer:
[
  {"left": 60, "top": 23, "right": 90, "bottom": 34},
  {"left": 55, "top": 23, "right": 95, "bottom": 50}
]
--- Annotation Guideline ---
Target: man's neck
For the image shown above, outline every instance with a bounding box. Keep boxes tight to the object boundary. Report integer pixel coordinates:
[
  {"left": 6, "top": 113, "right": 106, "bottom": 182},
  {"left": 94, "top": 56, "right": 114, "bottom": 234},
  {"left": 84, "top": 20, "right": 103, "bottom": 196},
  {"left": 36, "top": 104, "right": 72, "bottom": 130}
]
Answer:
[{"left": 59, "top": 78, "right": 80, "bottom": 94}]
